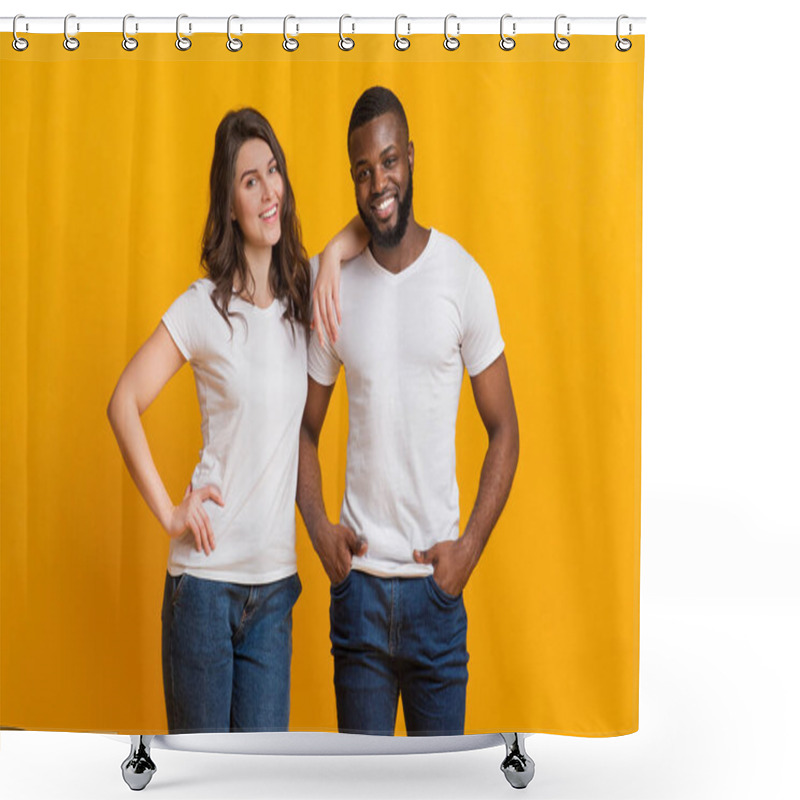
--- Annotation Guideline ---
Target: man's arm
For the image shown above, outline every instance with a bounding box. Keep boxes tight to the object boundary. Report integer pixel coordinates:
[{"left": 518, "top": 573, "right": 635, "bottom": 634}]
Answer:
[
  {"left": 297, "top": 376, "right": 367, "bottom": 584},
  {"left": 414, "top": 353, "right": 519, "bottom": 595}
]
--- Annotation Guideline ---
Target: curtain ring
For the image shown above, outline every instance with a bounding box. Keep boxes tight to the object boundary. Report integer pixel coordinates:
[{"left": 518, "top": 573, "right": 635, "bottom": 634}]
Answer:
[
  {"left": 443, "top": 14, "right": 460, "bottom": 51},
  {"left": 63, "top": 13, "right": 80, "bottom": 51},
  {"left": 122, "top": 14, "right": 138, "bottom": 51},
  {"left": 12, "top": 15, "right": 29, "bottom": 52},
  {"left": 175, "top": 14, "right": 192, "bottom": 51},
  {"left": 338, "top": 14, "right": 355, "bottom": 51},
  {"left": 227, "top": 15, "right": 243, "bottom": 52},
  {"left": 394, "top": 15, "right": 410, "bottom": 51},
  {"left": 499, "top": 14, "right": 516, "bottom": 51},
  {"left": 283, "top": 15, "right": 299, "bottom": 51},
  {"left": 553, "top": 14, "right": 570, "bottom": 51},
  {"left": 615, "top": 14, "right": 632, "bottom": 52}
]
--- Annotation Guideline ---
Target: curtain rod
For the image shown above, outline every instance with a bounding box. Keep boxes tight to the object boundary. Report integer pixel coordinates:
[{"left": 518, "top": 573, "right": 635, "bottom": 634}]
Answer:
[{"left": 2, "top": 16, "right": 646, "bottom": 37}]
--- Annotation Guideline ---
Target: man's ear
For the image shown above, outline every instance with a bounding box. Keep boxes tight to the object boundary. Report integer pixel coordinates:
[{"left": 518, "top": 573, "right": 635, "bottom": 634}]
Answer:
[{"left": 408, "top": 140, "right": 415, "bottom": 173}]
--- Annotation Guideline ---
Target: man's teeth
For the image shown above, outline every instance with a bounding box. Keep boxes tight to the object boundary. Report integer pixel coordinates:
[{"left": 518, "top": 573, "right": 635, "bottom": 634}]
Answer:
[{"left": 376, "top": 197, "right": 393, "bottom": 211}]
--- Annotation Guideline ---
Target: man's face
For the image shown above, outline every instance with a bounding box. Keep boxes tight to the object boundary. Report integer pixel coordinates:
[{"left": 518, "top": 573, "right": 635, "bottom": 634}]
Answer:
[{"left": 349, "top": 112, "right": 414, "bottom": 249}]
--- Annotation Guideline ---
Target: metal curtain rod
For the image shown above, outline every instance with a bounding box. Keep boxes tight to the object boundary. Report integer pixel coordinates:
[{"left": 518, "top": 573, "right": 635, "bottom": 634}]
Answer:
[{"left": 1, "top": 15, "right": 646, "bottom": 36}]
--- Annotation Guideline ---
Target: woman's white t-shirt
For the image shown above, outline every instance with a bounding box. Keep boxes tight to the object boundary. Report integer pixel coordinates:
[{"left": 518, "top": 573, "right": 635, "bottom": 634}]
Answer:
[{"left": 162, "top": 279, "right": 307, "bottom": 584}]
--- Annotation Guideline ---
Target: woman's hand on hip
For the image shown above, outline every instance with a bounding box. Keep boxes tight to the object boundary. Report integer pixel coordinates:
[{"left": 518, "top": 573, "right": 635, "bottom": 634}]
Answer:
[{"left": 166, "top": 485, "right": 224, "bottom": 556}]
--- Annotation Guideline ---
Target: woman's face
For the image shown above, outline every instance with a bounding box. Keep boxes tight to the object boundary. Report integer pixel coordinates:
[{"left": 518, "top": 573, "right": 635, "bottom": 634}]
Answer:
[{"left": 231, "top": 137, "right": 284, "bottom": 253}]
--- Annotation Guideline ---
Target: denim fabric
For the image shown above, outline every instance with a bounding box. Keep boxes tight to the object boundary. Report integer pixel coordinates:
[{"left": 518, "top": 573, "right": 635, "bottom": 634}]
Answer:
[
  {"left": 161, "top": 571, "right": 301, "bottom": 733},
  {"left": 330, "top": 570, "right": 469, "bottom": 736}
]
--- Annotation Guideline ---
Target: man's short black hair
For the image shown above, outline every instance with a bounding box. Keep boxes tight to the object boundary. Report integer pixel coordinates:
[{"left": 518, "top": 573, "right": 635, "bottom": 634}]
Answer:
[{"left": 348, "top": 86, "right": 409, "bottom": 149}]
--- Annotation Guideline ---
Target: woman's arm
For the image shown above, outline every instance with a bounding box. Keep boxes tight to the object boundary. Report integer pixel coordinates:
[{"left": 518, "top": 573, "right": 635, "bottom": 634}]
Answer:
[
  {"left": 107, "top": 322, "right": 223, "bottom": 555},
  {"left": 312, "top": 215, "right": 369, "bottom": 345}
]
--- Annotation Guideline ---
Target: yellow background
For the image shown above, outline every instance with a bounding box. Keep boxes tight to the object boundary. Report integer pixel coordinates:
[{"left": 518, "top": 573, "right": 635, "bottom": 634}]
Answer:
[{"left": 0, "top": 33, "right": 643, "bottom": 736}]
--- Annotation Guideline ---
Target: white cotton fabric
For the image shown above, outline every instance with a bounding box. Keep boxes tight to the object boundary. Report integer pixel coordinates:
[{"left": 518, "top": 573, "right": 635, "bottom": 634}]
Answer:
[
  {"left": 308, "top": 229, "right": 504, "bottom": 578},
  {"left": 162, "top": 279, "right": 307, "bottom": 584}
]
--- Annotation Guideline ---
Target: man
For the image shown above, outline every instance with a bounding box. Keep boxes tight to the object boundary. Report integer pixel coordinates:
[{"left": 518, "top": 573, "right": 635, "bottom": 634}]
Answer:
[{"left": 297, "top": 86, "right": 519, "bottom": 736}]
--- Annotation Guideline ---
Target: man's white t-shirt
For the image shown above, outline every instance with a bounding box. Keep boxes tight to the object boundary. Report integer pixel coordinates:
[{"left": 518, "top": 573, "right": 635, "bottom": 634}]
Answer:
[
  {"left": 162, "top": 279, "right": 307, "bottom": 584},
  {"left": 308, "top": 229, "right": 504, "bottom": 578}
]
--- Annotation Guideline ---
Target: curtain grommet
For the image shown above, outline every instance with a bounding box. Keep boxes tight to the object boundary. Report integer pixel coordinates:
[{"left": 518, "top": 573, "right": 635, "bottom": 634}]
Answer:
[
  {"left": 339, "top": 14, "right": 355, "bottom": 51},
  {"left": 175, "top": 14, "right": 192, "bottom": 51},
  {"left": 63, "top": 13, "right": 80, "bottom": 51},
  {"left": 12, "top": 15, "right": 29, "bottom": 51},
  {"left": 226, "top": 15, "right": 243, "bottom": 52},
  {"left": 499, "top": 14, "right": 516, "bottom": 51},
  {"left": 283, "top": 15, "right": 299, "bottom": 52},
  {"left": 615, "top": 15, "right": 632, "bottom": 51},
  {"left": 394, "top": 15, "right": 410, "bottom": 51},
  {"left": 444, "top": 14, "right": 460, "bottom": 51},
  {"left": 122, "top": 14, "right": 139, "bottom": 51}
]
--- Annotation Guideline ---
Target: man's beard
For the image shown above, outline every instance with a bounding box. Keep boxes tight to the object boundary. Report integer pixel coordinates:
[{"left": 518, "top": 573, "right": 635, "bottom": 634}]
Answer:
[{"left": 358, "top": 171, "right": 413, "bottom": 249}]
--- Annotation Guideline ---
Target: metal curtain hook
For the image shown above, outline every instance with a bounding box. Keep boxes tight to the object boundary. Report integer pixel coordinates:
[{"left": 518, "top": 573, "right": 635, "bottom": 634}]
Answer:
[
  {"left": 339, "top": 14, "right": 355, "bottom": 51},
  {"left": 444, "top": 14, "right": 460, "bottom": 51},
  {"left": 553, "top": 14, "right": 570, "bottom": 51},
  {"left": 122, "top": 14, "right": 138, "bottom": 51},
  {"left": 283, "top": 15, "right": 299, "bottom": 51},
  {"left": 63, "top": 13, "right": 80, "bottom": 51},
  {"left": 499, "top": 14, "right": 516, "bottom": 51},
  {"left": 176, "top": 14, "right": 192, "bottom": 51},
  {"left": 12, "top": 14, "right": 29, "bottom": 51},
  {"left": 615, "top": 14, "right": 632, "bottom": 51},
  {"left": 394, "top": 14, "right": 410, "bottom": 51},
  {"left": 227, "top": 15, "right": 243, "bottom": 51}
]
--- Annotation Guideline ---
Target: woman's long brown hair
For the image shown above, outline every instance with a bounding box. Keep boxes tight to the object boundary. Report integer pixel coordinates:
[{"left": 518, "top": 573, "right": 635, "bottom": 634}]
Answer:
[{"left": 202, "top": 108, "right": 310, "bottom": 330}]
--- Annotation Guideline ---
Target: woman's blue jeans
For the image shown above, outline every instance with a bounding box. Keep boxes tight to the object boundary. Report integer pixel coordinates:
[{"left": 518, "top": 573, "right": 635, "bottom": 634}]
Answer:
[
  {"left": 330, "top": 570, "right": 469, "bottom": 736},
  {"left": 161, "top": 571, "right": 301, "bottom": 733}
]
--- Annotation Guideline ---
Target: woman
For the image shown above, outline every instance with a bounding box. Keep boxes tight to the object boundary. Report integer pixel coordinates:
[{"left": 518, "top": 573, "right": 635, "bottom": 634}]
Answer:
[{"left": 107, "top": 107, "right": 360, "bottom": 733}]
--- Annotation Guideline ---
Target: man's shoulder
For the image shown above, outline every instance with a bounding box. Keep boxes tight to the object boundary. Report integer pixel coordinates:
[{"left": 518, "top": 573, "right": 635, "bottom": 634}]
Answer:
[{"left": 428, "top": 229, "right": 486, "bottom": 283}]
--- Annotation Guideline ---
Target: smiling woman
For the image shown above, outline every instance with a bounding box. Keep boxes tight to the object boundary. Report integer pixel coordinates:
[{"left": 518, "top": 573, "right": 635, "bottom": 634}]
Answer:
[
  {"left": 203, "top": 108, "right": 309, "bottom": 328},
  {"left": 105, "top": 108, "right": 313, "bottom": 734},
  {"left": 231, "top": 139, "right": 284, "bottom": 301}
]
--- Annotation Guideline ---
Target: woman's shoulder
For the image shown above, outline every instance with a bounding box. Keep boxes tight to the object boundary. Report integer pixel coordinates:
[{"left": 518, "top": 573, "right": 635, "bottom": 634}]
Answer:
[
  {"left": 164, "top": 277, "right": 217, "bottom": 320},
  {"left": 174, "top": 277, "right": 215, "bottom": 304}
]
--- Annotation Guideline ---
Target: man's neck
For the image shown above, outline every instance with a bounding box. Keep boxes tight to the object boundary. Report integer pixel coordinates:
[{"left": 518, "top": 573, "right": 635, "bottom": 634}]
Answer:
[{"left": 370, "top": 220, "right": 431, "bottom": 275}]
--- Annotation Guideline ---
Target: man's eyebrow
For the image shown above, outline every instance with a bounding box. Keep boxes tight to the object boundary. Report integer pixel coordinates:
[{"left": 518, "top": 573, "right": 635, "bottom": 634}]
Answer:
[{"left": 353, "top": 145, "right": 397, "bottom": 169}]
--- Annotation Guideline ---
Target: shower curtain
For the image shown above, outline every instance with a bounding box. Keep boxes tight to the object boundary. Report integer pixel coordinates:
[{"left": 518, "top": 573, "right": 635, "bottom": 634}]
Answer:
[{"left": 0, "top": 30, "right": 643, "bottom": 737}]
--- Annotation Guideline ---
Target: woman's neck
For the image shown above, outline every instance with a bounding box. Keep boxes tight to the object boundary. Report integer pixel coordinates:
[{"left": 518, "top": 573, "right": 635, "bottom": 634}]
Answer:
[{"left": 239, "top": 245, "right": 275, "bottom": 309}]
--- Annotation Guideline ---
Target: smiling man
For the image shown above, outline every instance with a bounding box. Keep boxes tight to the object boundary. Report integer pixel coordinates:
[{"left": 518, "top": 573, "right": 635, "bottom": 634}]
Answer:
[{"left": 297, "top": 86, "right": 519, "bottom": 736}]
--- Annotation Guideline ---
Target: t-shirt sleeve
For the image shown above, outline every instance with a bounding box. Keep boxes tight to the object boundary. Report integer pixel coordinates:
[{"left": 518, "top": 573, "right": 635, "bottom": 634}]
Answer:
[
  {"left": 161, "top": 282, "right": 205, "bottom": 362},
  {"left": 460, "top": 263, "right": 505, "bottom": 377},
  {"left": 307, "top": 254, "right": 342, "bottom": 386}
]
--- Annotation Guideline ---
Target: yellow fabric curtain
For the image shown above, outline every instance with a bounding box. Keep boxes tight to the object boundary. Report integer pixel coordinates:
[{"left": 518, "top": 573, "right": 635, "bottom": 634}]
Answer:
[{"left": 0, "top": 33, "right": 643, "bottom": 736}]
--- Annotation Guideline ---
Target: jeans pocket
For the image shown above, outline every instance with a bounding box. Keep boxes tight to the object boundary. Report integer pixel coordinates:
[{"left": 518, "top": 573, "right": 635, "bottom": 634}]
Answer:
[
  {"left": 171, "top": 573, "right": 189, "bottom": 607},
  {"left": 330, "top": 570, "right": 353, "bottom": 597},
  {"left": 427, "top": 575, "right": 461, "bottom": 605}
]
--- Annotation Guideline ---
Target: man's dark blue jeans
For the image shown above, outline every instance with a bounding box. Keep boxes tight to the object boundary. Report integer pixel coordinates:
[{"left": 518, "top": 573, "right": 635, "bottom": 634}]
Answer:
[{"left": 330, "top": 569, "right": 469, "bottom": 736}]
